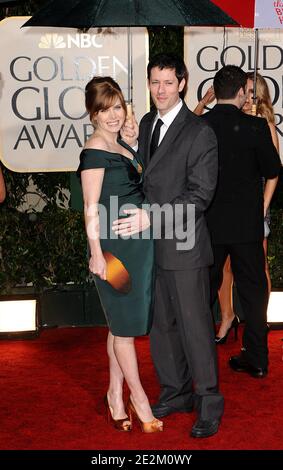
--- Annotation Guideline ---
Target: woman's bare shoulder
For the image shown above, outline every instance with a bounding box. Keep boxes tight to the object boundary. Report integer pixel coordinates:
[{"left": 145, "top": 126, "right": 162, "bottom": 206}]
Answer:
[{"left": 84, "top": 135, "right": 109, "bottom": 151}]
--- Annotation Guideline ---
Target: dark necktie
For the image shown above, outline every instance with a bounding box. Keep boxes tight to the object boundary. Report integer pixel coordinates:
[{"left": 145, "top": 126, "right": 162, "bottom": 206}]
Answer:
[{"left": 150, "top": 118, "right": 163, "bottom": 158}]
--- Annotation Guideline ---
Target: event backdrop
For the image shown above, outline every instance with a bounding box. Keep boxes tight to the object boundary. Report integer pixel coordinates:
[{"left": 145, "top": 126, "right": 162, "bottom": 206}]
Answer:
[
  {"left": 185, "top": 26, "right": 283, "bottom": 162},
  {"left": 0, "top": 17, "right": 149, "bottom": 172},
  {"left": 1, "top": 19, "right": 283, "bottom": 172}
]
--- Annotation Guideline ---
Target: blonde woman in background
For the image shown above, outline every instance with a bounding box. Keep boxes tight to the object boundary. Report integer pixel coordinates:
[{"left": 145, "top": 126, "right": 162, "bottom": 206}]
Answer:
[{"left": 243, "top": 72, "right": 280, "bottom": 295}]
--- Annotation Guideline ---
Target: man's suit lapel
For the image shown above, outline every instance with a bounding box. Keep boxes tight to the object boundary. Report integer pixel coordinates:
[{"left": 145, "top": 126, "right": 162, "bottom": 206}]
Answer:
[{"left": 145, "top": 104, "right": 189, "bottom": 176}]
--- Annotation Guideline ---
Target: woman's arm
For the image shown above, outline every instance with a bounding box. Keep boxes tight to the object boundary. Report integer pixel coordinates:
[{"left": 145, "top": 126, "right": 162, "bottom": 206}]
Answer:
[
  {"left": 268, "top": 121, "right": 279, "bottom": 153},
  {"left": 193, "top": 86, "right": 215, "bottom": 116},
  {"left": 263, "top": 122, "right": 280, "bottom": 217},
  {"left": 263, "top": 177, "right": 278, "bottom": 217},
  {"left": 81, "top": 168, "right": 106, "bottom": 280},
  {"left": 0, "top": 166, "right": 6, "bottom": 203}
]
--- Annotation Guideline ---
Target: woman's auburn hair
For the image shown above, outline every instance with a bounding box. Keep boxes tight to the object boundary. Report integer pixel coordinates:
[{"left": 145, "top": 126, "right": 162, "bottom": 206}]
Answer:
[{"left": 85, "top": 76, "right": 127, "bottom": 122}]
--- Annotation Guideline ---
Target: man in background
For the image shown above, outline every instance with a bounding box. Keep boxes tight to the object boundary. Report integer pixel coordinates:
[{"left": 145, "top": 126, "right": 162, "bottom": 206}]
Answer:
[{"left": 203, "top": 65, "right": 281, "bottom": 378}]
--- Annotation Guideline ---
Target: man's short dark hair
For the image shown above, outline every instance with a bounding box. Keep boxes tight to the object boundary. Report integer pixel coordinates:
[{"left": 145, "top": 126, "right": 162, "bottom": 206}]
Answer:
[
  {"left": 147, "top": 53, "right": 188, "bottom": 99},
  {"left": 213, "top": 65, "right": 247, "bottom": 100}
]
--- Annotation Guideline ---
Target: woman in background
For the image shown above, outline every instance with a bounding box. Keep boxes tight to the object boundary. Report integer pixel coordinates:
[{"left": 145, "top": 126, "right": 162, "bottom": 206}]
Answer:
[{"left": 243, "top": 72, "right": 280, "bottom": 295}]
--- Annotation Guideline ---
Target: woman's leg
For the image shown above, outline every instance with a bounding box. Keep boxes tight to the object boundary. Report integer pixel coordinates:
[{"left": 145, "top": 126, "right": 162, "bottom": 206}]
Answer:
[
  {"left": 263, "top": 238, "right": 271, "bottom": 295},
  {"left": 113, "top": 335, "right": 155, "bottom": 422},
  {"left": 217, "top": 256, "right": 235, "bottom": 338},
  {"left": 106, "top": 331, "right": 128, "bottom": 420}
]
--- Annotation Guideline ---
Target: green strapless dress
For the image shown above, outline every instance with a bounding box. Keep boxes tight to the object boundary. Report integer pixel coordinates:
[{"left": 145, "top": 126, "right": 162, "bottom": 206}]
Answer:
[{"left": 77, "top": 140, "right": 154, "bottom": 337}]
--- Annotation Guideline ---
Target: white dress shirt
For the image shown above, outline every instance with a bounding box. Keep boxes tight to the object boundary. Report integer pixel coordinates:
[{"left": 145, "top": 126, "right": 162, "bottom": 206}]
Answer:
[
  {"left": 132, "top": 99, "right": 183, "bottom": 152},
  {"left": 151, "top": 99, "right": 183, "bottom": 145}
]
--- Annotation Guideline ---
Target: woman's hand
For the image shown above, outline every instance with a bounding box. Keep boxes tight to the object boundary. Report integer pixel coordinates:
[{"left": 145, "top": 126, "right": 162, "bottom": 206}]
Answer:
[
  {"left": 193, "top": 86, "right": 215, "bottom": 116},
  {"left": 89, "top": 253, "right": 107, "bottom": 280},
  {"left": 201, "top": 86, "right": 215, "bottom": 106}
]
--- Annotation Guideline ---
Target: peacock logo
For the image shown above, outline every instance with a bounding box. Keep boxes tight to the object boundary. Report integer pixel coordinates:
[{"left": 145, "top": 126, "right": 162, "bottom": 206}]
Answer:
[{"left": 38, "top": 34, "right": 66, "bottom": 49}]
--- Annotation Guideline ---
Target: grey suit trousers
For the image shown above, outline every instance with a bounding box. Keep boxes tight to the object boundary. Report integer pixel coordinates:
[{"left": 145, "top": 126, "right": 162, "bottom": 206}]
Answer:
[{"left": 150, "top": 266, "right": 224, "bottom": 421}]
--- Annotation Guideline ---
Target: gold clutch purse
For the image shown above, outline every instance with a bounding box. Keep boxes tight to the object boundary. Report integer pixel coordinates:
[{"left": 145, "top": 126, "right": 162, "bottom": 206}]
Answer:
[{"left": 103, "top": 251, "right": 131, "bottom": 294}]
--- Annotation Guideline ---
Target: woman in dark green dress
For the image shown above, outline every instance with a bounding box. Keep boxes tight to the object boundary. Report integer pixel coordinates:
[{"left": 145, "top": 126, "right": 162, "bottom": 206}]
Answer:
[{"left": 77, "top": 76, "right": 162, "bottom": 433}]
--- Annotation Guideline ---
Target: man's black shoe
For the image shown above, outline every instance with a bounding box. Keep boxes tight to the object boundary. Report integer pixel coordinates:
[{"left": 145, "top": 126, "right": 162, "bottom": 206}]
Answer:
[
  {"left": 151, "top": 401, "right": 193, "bottom": 418},
  {"left": 191, "top": 418, "right": 219, "bottom": 438},
  {"left": 229, "top": 355, "right": 268, "bottom": 378}
]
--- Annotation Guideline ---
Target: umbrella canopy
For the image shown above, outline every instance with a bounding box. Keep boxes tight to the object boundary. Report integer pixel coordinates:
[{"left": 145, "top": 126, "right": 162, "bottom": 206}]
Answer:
[
  {"left": 214, "top": 0, "right": 283, "bottom": 29},
  {"left": 23, "top": 0, "right": 238, "bottom": 28},
  {"left": 23, "top": 0, "right": 237, "bottom": 104},
  {"left": 214, "top": 0, "right": 283, "bottom": 110},
  {"left": 0, "top": 0, "right": 20, "bottom": 5}
]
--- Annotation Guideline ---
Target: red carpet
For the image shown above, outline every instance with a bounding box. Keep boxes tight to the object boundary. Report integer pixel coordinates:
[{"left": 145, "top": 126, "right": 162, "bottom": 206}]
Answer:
[{"left": 0, "top": 326, "right": 282, "bottom": 450}]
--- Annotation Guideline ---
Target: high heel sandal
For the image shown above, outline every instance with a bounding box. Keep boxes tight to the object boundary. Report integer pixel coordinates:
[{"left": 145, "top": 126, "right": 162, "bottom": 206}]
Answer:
[
  {"left": 215, "top": 315, "right": 240, "bottom": 344},
  {"left": 126, "top": 398, "right": 163, "bottom": 433},
  {"left": 104, "top": 395, "right": 132, "bottom": 431}
]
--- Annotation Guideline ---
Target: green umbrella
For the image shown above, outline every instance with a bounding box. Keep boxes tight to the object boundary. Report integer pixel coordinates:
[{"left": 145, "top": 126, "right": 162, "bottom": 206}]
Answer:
[
  {"left": 0, "top": 1, "right": 19, "bottom": 4},
  {"left": 23, "top": 0, "right": 237, "bottom": 102},
  {"left": 24, "top": 0, "right": 237, "bottom": 28}
]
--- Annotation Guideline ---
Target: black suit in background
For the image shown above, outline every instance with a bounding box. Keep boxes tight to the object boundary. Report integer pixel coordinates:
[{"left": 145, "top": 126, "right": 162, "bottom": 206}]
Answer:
[
  {"left": 203, "top": 104, "right": 281, "bottom": 369},
  {"left": 139, "top": 102, "right": 224, "bottom": 422}
]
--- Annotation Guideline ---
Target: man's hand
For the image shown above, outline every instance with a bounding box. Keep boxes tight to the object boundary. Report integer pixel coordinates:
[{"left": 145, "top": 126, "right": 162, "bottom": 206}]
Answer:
[
  {"left": 120, "top": 115, "right": 139, "bottom": 147},
  {"left": 112, "top": 209, "right": 150, "bottom": 235}
]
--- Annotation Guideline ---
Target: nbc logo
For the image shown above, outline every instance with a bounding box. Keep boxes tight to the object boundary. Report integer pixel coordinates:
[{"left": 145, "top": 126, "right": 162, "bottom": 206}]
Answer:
[
  {"left": 38, "top": 33, "right": 103, "bottom": 49},
  {"left": 39, "top": 34, "right": 66, "bottom": 49}
]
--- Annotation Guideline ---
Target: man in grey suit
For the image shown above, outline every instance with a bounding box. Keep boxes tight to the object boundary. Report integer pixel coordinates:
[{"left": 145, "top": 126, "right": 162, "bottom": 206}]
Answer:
[{"left": 115, "top": 54, "right": 224, "bottom": 438}]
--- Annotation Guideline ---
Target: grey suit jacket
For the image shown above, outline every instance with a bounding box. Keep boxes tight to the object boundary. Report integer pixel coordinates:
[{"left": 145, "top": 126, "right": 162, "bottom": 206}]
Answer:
[{"left": 139, "top": 102, "right": 218, "bottom": 270}]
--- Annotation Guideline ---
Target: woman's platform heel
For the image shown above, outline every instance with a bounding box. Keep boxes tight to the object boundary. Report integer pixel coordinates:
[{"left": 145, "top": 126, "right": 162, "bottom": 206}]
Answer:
[
  {"left": 104, "top": 395, "right": 132, "bottom": 431},
  {"left": 126, "top": 398, "right": 163, "bottom": 433},
  {"left": 215, "top": 315, "right": 240, "bottom": 344}
]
